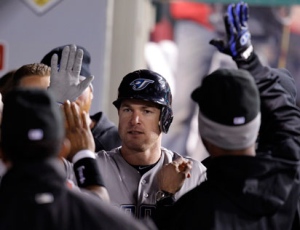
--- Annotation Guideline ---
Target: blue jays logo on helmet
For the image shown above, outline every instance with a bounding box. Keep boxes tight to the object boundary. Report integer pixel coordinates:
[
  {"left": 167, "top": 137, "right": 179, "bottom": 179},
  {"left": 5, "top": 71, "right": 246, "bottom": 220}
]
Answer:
[{"left": 130, "top": 78, "right": 154, "bottom": 91}]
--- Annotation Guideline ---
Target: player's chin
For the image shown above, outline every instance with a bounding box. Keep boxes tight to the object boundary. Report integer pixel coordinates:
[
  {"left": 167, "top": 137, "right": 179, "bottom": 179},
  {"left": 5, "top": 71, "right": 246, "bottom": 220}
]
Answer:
[{"left": 126, "top": 141, "right": 148, "bottom": 152}]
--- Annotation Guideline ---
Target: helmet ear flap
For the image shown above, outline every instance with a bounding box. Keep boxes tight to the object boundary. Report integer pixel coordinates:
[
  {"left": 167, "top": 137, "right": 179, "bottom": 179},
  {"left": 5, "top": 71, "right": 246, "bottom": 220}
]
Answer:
[{"left": 160, "top": 106, "right": 173, "bottom": 133}]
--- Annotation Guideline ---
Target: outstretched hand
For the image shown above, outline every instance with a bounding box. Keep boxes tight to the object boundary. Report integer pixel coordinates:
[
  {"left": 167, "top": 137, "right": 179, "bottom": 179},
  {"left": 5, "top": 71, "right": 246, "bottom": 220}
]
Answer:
[
  {"left": 62, "top": 100, "right": 95, "bottom": 161},
  {"left": 210, "top": 2, "right": 253, "bottom": 61},
  {"left": 158, "top": 157, "right": 193, "bottom": 194},
  {"left": 48, "top": 44, "right": 94, "bottom": 103}
]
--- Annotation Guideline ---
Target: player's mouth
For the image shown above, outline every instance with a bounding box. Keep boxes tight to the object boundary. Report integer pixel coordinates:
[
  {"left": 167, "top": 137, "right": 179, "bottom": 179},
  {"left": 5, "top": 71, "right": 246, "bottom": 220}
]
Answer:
[{"left": 128, "top": 130, "right": 143, "bottom": 135}]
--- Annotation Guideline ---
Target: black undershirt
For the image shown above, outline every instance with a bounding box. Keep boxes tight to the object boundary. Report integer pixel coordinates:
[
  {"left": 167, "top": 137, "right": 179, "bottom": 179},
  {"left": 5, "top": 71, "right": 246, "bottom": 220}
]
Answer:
[{"left": 131, "top": 162, "right": 158, "bottom": 175}]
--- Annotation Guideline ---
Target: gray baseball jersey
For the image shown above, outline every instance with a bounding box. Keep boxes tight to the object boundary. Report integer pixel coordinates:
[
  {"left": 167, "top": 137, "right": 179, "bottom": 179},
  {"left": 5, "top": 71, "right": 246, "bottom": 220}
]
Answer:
[{"left": 96, "top": 147, "right": 206, "bottom": 218}]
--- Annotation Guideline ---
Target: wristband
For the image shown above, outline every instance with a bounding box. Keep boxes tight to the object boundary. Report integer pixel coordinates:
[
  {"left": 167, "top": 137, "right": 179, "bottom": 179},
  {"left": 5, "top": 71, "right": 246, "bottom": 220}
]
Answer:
[
  {"left": 72, "top": 150, "right": 96, "bottom": 163},
  {"left": 156, "top": 190, "right": 175, "bottom": 206},
  {"left": 73, "top": 158, "right": 105, "bottom": 188},
  {"left": 156, "top": 190, "right": 174, "bottom": 202}
]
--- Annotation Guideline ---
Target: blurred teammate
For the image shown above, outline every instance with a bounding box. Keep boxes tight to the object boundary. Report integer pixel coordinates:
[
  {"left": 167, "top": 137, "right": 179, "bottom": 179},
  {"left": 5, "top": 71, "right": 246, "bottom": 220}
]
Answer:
[
  {"left": 0, "top": 88, "right": 154, "bottom": 230},
  {"left": 154, "top": 3, "right": 300, "bottom": 230}
]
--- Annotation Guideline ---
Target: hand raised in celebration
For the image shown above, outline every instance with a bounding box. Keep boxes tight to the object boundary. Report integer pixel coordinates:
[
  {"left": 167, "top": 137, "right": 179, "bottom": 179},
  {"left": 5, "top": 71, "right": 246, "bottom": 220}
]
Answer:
[
  {"left": 62, "top": 100, "right": 95, "bottom": 161},
  {"left": 210, "top": 2, "right": 253, "bottom": 61},
  {"left": 48, "top": 44, "right": 94, "bottom": 103}
]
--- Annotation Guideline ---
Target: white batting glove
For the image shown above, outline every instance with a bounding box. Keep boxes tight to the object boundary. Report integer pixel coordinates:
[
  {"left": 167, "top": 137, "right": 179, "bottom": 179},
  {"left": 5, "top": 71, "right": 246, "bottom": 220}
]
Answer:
[{"left": 48, "top": 44, "right": 94, "bottom": 103}]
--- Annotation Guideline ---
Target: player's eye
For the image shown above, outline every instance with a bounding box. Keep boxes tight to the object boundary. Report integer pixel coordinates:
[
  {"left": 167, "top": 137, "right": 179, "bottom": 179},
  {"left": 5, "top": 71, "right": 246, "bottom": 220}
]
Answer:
[
  {"left": 144, "top": 109, "right": 152, "bottom": 114},
  {"left": 121, "top": 108, "right": 131, "bottom": 113}
]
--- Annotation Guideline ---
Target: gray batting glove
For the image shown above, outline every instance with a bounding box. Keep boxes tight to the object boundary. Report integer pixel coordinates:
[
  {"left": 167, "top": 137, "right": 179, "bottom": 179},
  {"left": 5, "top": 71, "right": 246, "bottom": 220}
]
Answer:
[{"left": 48, "top": 44, "right": 94, "bottom": 103}]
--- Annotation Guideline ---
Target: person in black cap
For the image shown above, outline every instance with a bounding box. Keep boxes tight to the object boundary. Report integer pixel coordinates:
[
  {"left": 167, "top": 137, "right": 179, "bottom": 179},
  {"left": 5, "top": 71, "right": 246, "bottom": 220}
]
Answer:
[
  {"left": 153, "top": 3, "right": 300, "bottom": 230},
  {"left": 41, "top": 44, "right": 121, "bottom": 152},
  {"left": 0, "top": 88, "right": 156, "bottom": 230}
]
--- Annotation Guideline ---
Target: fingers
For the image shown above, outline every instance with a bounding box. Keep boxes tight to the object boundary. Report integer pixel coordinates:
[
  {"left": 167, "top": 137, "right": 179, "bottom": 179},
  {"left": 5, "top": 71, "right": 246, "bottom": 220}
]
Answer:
[
  {"left": 171, "top": 157, "right": 193, "bottom": 178},
  {"left": 209, "top": 39, "right": 225, "bottom": 52},
  {"left": 240, "top": 3, "right": 249, "bottom": 27},
  {"left": 60, "top": 45, "right": 70, "bottom": 71},
  {"left": 63, "top": 100, "right": 72, "bottom": 129},
  {"left": 50, "top": 53, "right": 59, "bottom": 77},
  {"left": 67, "top": 45, "right": 77, "bottom": 71},
  {"left": 158, "top": 157, "right": 193, "bottom": 194},
  {"left": 226, "top": 4, "right": 235, "bottom": 27},
  {"left": 233, "top": 3, "right": 242, "bottom": 33},
  {"left": 230, "top": 3, "right": 249, "bottom": 33},
  {"left": 78, "top": 75, "right": 94, "bottom": 91},
  {"left": 63, "top": 100, "right": 81, "bottom": 129},
  {"left": 71, "top": 102, "right": 81, "bottom": 127},
  {"left": 81, "top": 111, "right": 89, "bottom": 130},
  {"left": 62, "top": 101, "right": 95, "bottom": 160},
  {"left": 73, "top": 48, "right": 83, "bottom": 76},
  {"left": 224, "top": 14, "right": 236, "bottom": 44},
  {"left": 179, "top": 161, "right": 192, "bottom": 178},
  {"left": 60, "top": 44, "right": 82, "bottom": 79},
  {"left": 172, "top": 156, "right": 185, "bottom": 165}
]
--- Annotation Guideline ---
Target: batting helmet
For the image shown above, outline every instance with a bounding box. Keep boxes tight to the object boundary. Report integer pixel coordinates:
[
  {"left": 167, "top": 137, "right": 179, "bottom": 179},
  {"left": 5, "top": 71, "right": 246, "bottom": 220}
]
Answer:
[{"left": 113, "top": 69, "right": 173, "bottom": 133}]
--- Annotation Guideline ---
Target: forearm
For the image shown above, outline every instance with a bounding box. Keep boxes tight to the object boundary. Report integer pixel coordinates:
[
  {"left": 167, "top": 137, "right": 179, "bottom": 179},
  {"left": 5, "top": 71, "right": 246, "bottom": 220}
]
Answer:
[
  {"left": 73, "top": 150, "right": 110, "bottom": 202},
  {"left": 81, "top": 186, "right": 110, "bottom": 202}
]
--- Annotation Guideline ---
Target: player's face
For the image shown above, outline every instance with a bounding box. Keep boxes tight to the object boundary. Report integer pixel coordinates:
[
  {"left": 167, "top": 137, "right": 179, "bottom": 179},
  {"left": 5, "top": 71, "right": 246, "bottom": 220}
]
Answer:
[
  {"left": 118, "top": 99, "right": 162, "bottom": 152},
  {"left": 18, "top": 75, "right": 50, "bottom": 89}
]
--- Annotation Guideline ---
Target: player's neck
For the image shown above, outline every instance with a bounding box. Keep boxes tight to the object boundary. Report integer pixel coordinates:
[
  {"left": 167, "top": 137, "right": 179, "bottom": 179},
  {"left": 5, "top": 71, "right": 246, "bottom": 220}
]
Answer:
[{"left": 120, "top": 144, "right": 162, "bottom": 166}]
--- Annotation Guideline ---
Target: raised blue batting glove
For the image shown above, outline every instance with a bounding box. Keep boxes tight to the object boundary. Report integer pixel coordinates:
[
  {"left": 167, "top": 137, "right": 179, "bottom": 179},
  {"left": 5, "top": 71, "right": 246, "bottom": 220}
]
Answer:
[{"left": 210, "top": 2, "right": 253, "bottom": 61}]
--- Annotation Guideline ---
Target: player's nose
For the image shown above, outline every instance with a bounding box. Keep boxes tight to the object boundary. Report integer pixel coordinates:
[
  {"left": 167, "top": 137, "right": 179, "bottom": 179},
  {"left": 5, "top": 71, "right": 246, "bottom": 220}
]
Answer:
[{"left": 129, "top": 111, "right": 141, "bottom": 125}]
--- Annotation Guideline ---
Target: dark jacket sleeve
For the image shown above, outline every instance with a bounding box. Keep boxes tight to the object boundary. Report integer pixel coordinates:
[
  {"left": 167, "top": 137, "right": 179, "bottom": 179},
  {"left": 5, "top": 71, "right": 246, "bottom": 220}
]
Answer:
[
  {"left": 154, "top": 53, "right": 300, "bottom": 230},
  {"left": 90, "top": 112, "right": 122, "bottom": 152},
  {"left": 237, "top": 53, "right": 300, "bottom": 161}
]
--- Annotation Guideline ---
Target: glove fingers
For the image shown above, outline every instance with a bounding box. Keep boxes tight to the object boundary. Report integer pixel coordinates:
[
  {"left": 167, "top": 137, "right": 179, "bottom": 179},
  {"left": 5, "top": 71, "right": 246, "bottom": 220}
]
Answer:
[
  {"left": 233, "top": 3, "right": 242, "bottom": 34},
  {"left": 240, "top": 3, "right": 249, "bottom": 27},
  {"left": 226, "top": 3, "right": 235, "bottom": 27},
  {"left": 51, "top": 54, "right": 59, "bottom": 78},
  {"left": 67, "top": 44, "right": 77, "bottom": 70},
  {"left": 60, "top": 45, "right": 70, "bottom": 71},
  {"left": 78, "top": 76, "right": 94, "bottom": 93},
  {"left": 209, "top": 39, "right": 225, "bottom": 52},
  {"left": 224, "top": 14, "right": 236, "bottom": 44},
  {"left": 73, "top": 49, "right": 83, "bottom": 76}
]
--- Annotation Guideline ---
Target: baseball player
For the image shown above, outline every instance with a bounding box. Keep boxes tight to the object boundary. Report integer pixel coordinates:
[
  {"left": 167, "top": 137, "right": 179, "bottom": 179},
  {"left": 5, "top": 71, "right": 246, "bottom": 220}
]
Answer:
[
  {"left": 65, "top": 69, "right": 207, "bottom": 219},
  {"left": 154, "top": 3, "right": 300, "bottom": 230}
]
